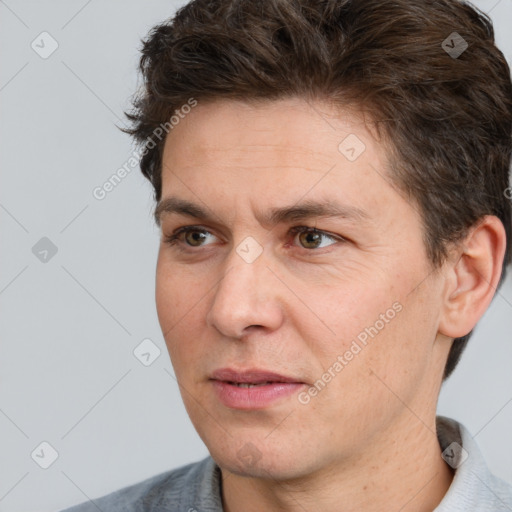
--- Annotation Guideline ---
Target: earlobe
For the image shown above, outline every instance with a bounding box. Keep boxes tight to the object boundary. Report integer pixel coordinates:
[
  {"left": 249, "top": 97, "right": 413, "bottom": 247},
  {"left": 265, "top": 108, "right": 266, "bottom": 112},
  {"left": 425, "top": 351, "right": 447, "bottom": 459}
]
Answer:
[{"left": 438, "top": 216, "right": 506, "bottom": 339}]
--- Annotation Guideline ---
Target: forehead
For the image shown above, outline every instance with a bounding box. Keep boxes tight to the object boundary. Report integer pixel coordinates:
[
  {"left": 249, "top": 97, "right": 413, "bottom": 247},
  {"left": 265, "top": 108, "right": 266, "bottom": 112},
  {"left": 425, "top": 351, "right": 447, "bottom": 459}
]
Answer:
[
  {"left": 162, "top": 97, "right": 384, "bottom": 172},
  {"left": 158, "top": 98, "right": 406, "bottom": 227}
]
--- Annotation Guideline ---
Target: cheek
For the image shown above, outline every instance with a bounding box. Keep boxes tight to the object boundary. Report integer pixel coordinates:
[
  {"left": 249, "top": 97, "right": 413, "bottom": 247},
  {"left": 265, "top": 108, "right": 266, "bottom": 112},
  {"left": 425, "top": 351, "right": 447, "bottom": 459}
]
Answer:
[
  {"left": 155, "top": 255, "right": 213, "bottom": 372},
  {"left": 356, "top": 289, "right": 440, "bottom": 398},
  {"left": 307, "top": 277, "right": 398, "bottom": 347},
  {"left": 306, "top": 267, "right": 433, "bottom": 391},
  {"left": 155, "top": 253, "right": 196, "bottom": 328},
  {"left": 155, "top": 263, "right": 177, "bottom": 333},
  {"left": 156, "top": 259, "right": 192, "bottom": 350},
  {"left": 304, "top": 299, "right": 430, "bottom": 440}
]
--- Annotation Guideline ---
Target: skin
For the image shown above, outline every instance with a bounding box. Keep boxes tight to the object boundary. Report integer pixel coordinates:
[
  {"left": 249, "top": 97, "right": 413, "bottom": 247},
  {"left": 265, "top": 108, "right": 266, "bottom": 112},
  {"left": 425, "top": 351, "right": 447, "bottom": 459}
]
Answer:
[{"left": 155, "top": 98, "right": 506, "bottom": 512}]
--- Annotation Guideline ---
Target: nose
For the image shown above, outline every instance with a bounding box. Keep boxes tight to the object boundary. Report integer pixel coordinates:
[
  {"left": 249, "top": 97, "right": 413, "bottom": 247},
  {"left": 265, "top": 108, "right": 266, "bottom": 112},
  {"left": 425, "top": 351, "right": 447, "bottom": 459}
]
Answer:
[{"left": 205, "top": 246, "right": 284, "bottom": 339}]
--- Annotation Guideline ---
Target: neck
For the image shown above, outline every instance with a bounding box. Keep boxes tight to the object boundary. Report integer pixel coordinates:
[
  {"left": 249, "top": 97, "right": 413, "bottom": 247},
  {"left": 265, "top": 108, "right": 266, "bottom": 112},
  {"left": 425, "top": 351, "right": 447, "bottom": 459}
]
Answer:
[{"left": 221, "top": 415, "right": 454, "bottom": 512}]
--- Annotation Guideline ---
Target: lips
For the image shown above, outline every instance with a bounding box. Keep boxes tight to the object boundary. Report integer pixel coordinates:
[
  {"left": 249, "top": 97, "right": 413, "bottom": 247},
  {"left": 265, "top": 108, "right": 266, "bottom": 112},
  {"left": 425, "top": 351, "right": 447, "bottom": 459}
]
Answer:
[
  {"left": 210, "top": 368, "right": 303, "bottom": 385},
  {"left": 210, "top": 368, "right": 306, "bottom": 409}
]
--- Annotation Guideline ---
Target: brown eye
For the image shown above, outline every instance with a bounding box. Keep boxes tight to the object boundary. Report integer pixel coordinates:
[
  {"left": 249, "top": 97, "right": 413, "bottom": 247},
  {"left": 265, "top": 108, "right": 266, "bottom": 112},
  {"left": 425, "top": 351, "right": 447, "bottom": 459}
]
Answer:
[
  {"left": 298, "top": 230, "right": 322, "bottom": 249},
  {"left": 184, "top": 230, "right": 208, "bottom": 247},
  {"left": 164, "top": 227, "right": 218, "bottom": 249},
  {"left": 291, "top": 227, "right": 339, "bottom": 250}
]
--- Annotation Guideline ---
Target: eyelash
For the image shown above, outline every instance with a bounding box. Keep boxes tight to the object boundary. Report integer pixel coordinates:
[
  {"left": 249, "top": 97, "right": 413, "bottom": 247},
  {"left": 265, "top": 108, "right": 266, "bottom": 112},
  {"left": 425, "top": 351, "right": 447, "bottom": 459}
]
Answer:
[{"left": 163, "top": 225, "right": 344, "bottom": 252}]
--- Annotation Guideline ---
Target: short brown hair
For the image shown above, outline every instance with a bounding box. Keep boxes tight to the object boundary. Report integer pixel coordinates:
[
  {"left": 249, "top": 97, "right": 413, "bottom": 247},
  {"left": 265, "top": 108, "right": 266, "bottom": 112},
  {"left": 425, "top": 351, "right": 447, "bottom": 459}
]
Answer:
[{"left": 123, "top": 0, "right": 512, "bottom": 379}]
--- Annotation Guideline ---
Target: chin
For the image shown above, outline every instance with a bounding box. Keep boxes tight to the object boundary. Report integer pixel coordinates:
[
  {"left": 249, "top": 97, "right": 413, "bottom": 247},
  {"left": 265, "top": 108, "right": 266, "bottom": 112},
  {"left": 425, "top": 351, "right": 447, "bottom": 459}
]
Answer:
[{"left": 207, "top": 435, "right": 322, "bottom": 481}]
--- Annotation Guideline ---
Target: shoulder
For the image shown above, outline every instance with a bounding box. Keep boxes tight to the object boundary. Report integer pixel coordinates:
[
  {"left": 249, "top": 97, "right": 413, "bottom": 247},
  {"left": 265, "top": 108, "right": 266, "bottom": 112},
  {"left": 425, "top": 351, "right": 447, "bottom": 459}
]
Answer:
[
  {"left": 59, "top": 456, "right": 222, "bottom": 512},
  {"left": 435, "top": 416, "right": 512, "bottom": 511},
  {"left": 485, "top": 473, "right": 512, "bottom": 511}
]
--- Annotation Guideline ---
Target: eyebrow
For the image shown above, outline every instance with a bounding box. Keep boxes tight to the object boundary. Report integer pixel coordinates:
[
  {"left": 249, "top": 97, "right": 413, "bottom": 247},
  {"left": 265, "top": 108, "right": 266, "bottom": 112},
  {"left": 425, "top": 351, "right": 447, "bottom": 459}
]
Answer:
[{"left": 154, "top": 197, "right": 369, "bottom": 228}]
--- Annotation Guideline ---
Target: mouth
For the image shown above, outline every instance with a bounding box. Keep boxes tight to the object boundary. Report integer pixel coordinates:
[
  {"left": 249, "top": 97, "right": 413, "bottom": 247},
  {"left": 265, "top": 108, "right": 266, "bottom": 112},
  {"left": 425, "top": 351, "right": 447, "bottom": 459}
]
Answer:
[
  {"left": 210, "top": 368, "right": 306, "bottom": 409},
  {"left": 228, "top": 381, "right": 276, "bottom": 388}
]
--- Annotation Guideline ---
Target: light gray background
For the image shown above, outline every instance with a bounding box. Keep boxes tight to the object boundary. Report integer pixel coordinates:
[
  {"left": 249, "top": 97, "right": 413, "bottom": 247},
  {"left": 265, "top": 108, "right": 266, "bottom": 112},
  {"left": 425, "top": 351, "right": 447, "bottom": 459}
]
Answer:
[{"left": 0, "top": 1, "right": 511, "bottom": 511}]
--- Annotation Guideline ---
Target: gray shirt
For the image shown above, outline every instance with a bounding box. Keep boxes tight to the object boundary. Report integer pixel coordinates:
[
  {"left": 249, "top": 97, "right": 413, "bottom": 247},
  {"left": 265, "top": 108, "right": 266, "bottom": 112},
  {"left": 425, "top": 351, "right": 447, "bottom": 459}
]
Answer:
[{"left": 60, "top": 416, "right": 512, "bottom": 511}]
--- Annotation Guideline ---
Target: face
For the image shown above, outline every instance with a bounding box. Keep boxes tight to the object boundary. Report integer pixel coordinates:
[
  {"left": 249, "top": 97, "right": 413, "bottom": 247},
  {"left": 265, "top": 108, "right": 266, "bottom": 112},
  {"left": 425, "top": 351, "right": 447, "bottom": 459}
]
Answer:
[{"left": 155, "top": 98, "right": 450, "bottom": 480}]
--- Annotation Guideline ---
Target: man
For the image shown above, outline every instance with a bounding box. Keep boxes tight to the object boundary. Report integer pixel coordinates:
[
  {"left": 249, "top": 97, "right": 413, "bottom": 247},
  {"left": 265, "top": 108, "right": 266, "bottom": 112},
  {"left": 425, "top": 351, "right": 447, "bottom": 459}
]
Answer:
[{"left": 61, "top": 0, "right": 512, "bottom": 510}]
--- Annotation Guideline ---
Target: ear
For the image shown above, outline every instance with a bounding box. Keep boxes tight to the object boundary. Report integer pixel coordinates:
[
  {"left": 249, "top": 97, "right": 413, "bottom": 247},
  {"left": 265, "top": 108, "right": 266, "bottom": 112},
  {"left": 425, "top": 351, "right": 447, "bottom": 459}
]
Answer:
[{"left": 438, "top": 215, "right": 507, "bottom": 339}]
